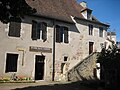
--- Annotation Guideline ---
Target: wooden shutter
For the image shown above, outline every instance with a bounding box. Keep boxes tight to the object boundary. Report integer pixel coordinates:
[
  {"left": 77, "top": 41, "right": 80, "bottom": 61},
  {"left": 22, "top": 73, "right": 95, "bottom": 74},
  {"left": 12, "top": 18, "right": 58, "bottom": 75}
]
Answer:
[
  {"left": 8, "top": 22, "right": 21, "bottom": 37},
  {"left": 60, "top": 27, "right": 63, "bottom": 42},
  {"left": 31, "top": 21, "right": 37, "bottom": 40},
  {"left": 56, "top": 25, "right": 61, "bottom": 43},
  {"left": 99, "top": 27, "right": 103, "bottom": 37},
  {"left": 42, "top": 22, "right": 47, "bottom": 42},
  {"left": 64, "top": 27, "right": 69, "bottom": 43},
  {"left": 37, "top": 22, "right": 41, "bottom": 39}
]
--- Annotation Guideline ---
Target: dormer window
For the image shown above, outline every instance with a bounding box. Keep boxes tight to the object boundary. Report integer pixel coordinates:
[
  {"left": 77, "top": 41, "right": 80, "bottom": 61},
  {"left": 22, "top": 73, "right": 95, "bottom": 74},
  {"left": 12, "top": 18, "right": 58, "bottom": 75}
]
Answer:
[
  {"left": 87, "top": 9, "right": 92, "bottom": 20},
  {"left": 80, "top": 1, "right": 92, "bottom": 20},
  {"left": 81, "top": 8, "right": 92, "bottom": 20}
]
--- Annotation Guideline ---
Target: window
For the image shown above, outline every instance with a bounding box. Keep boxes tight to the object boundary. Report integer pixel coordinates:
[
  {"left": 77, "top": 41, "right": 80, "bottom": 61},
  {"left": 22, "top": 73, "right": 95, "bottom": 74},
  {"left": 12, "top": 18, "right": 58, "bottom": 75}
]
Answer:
[
  {"left": 64, "top": 27, "right": 69, "bottom": 43},
  {"left": 5, "top": 53, "right": 18, "bottom": 73},
  {"left": 87, "top": 10, "right": 92, "bottom": 20},
  {"left": 55, "top": 25, "right": 69, "bottom": 43},
  {"left": 31, "top": 21, "right": 47, "bottom": 41},
  {"left": 88, "top": 24, "right": 93, "bottom": 35},
  {"left": 89, "top": 42, "right": 94, "bottom": 54},
  {"left": 64, "top": 56, "right": 68, "bottom": 61},
  {"left": 99, "top": 27, "right": 103, "bottom": 37},
  {"left": 8, "top": 22, "right": 21, "bottom": 37},
  {"left": 56, "top": 25, "right": 61, "bottom": 43}
]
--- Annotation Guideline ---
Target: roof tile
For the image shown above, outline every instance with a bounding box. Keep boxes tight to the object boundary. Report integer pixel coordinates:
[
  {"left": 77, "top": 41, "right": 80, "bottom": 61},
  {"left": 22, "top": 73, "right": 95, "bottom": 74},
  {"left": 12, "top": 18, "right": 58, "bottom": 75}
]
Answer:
[{"left": 26, "top": 0, "right": 84, "bottom": 23}]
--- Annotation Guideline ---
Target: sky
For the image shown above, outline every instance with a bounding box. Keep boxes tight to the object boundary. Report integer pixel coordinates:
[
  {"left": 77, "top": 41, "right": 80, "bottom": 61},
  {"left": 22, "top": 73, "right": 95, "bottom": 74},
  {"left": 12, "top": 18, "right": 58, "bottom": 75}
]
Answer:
[{"left": 77, "top": 0, "right": 120, "bottom": 42}]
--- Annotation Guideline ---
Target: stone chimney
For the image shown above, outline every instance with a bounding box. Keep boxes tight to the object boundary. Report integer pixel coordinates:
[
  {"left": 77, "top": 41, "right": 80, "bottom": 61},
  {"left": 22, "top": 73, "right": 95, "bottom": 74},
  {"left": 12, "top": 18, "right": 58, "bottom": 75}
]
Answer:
[{"left": 80, "top": 1, "right": 87, "bottom": 8}]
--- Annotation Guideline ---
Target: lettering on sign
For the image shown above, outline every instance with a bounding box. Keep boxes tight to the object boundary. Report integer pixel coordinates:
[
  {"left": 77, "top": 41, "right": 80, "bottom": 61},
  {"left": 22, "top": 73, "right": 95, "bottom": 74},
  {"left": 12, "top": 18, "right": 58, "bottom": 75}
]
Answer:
[{"left": 29, "top": 46, "right": 52, "bottom": 53}]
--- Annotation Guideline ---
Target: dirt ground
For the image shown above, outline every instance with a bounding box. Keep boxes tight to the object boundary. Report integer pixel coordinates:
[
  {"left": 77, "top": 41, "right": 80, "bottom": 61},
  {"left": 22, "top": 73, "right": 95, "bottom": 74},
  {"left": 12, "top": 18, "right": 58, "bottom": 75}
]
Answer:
[{"left": 0, "top": 81, "right": 103, "bottom": 90}]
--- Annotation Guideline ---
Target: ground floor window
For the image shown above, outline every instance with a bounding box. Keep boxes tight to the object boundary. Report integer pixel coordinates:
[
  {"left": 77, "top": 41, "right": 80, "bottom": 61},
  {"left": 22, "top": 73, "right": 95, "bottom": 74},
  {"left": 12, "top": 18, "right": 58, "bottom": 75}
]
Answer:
[
  {"left": 5, "top": 53, "right": 18, "bottom": 73},
  {"left": 89, "top": 42, "right": 94, "bottom": 54}
]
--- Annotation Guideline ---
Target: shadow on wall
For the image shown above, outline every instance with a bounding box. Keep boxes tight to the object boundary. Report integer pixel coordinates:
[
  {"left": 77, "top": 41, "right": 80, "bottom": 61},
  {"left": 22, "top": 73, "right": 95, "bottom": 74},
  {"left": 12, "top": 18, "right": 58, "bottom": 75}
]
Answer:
[{"left": 13, "top": 79, "right": 99, "bottom": 90}]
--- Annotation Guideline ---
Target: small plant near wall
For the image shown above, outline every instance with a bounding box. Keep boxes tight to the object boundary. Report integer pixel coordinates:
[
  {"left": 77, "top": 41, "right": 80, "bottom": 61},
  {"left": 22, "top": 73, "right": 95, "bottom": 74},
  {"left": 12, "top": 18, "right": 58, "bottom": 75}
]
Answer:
[
  {"left": 0, "top": 73, "right": 33, "bottom": 83},
  {"left": 17, "top": 76, "right": 32, "bottom": 81},
  {"left": 0, "top": 77, "right": 10, "bottom": 82}
]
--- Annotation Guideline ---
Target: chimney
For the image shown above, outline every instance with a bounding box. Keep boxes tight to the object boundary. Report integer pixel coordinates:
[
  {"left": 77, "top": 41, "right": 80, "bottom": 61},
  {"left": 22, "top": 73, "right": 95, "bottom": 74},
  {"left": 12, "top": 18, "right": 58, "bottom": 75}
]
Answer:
[{"left": 80, "top": 1, "right": 87, "bottom": 8}]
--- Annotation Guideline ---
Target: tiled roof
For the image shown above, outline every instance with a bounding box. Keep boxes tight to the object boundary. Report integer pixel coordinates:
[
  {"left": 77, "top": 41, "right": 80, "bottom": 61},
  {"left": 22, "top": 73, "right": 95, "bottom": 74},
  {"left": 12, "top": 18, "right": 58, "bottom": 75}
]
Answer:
[
  {"left": 25, "top": 0, "right": 108, "bottom": 26},
  {"left": 25, "top": 0, "right": 84, "bottom": 23}
]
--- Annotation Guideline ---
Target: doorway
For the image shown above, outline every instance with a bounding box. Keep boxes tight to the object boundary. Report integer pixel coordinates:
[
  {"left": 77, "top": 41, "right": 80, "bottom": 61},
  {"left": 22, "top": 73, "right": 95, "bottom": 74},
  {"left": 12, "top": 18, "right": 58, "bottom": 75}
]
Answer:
[
  {"left": 35, "top": 55, "right": 45, "bottom": 80},
  {"left": 89, "top": 42, "right": 94, "bottom": 54}
]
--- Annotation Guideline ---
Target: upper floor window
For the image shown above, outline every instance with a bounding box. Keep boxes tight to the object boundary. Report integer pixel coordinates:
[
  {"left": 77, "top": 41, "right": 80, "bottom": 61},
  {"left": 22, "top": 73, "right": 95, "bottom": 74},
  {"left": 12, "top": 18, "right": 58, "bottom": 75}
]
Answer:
[
  {"left": 88, "top": 24, "right": 93, "bottom": 35},
  {"left": 31, "top": 21, "right": 47, "bottom": 41},
  {"left": 56, "top": 25, "right": 69, "bottom": 43},
  {"left": 8, "top": 21, "right": 21, "bottom": 37},
  {"left": 99, "top": 27, "right": 103, "bottom": 37}
]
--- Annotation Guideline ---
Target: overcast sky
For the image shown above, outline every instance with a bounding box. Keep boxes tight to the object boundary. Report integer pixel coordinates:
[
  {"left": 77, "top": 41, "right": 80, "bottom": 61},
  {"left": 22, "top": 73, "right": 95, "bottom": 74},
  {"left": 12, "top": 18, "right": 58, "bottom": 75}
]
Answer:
[{"left": 77, "top": 0, "right": 120, "bottom": 42}]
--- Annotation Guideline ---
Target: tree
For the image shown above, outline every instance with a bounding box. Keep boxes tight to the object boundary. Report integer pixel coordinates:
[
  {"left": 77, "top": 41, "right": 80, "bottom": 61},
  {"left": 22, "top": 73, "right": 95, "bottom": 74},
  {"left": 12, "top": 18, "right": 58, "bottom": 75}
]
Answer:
[
  {"left": 97, "top": 44, "right": 119, "bottom": 68},
  {"left": 0, "top": 0, "right": 36, "bottom": 23},
  {"left": 97, "top": 44, "right": 120, "bottom": 89}
]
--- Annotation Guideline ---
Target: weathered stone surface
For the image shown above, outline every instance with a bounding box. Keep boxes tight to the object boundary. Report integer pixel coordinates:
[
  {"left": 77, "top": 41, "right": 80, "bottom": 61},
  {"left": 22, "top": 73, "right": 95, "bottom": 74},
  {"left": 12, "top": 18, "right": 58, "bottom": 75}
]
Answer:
[{"left": 66, "top": 53, "right": 98, "bottom": 81}]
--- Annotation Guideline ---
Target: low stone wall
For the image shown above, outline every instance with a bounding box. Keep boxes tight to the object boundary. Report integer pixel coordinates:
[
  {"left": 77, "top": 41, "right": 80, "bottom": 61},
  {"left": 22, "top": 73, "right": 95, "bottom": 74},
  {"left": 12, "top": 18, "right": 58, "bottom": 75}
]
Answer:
[{"left": 66, "top": 52, "right": 98, "bottom": 81}]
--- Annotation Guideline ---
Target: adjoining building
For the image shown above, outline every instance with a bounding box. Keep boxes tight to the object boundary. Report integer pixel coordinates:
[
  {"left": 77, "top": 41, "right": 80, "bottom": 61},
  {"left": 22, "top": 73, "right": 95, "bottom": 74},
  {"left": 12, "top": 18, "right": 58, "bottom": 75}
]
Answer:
[
  {"left": 105, "top": 32, "right": 116, "bottom": 49},
  {"left": 0, "top": 0, "right": 109, "bottom": 81}
]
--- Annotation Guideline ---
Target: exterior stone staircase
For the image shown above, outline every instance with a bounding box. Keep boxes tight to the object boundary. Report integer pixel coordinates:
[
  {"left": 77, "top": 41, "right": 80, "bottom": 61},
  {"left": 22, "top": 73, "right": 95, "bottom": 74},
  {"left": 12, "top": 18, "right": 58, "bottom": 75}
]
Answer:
[{"left": 66, "top": 52, "right": 98, "bottom": 81}]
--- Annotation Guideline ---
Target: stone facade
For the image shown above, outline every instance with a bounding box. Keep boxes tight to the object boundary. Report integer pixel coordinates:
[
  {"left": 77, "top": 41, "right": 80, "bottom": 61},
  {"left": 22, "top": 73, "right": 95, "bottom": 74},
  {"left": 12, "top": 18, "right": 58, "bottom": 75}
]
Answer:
[
  {"left": 0, "top": 16, "right": 108, "bottom": 81},
  {"left": 66, "top": 52, "right": 98, "bottom": 81},
  {"left": 0, "top": 1, "right": 109, "bottom": 81}
]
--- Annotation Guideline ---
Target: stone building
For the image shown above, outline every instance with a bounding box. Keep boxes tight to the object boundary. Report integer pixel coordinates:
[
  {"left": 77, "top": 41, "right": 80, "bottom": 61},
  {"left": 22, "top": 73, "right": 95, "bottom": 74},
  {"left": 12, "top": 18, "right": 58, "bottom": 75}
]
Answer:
[
  {"left": 104, "top": 32, "right": 116, "bottom": 49},
  {"left": 0, "top": 0, "right": 109, "bottom": 81}
]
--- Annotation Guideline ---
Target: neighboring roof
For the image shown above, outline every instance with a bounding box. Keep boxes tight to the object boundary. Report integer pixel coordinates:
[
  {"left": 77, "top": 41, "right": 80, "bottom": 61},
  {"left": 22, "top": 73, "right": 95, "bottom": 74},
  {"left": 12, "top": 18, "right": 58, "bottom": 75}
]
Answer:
[
  {"left": 107, "top": 32, "right": 116, "bottom": 36},
  {"left": 25, "top": 0, "right": 109, "bottom": 26}
]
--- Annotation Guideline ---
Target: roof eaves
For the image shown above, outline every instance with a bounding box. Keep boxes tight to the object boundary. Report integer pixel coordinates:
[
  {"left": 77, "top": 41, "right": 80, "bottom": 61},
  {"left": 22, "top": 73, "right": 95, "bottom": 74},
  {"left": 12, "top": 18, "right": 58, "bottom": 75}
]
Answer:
[
  {"left": 29, "top": 14, "right": 75, "bottom": 24},
  {"left": 74, "top": 16, "right": 110, "bottom": 27}
]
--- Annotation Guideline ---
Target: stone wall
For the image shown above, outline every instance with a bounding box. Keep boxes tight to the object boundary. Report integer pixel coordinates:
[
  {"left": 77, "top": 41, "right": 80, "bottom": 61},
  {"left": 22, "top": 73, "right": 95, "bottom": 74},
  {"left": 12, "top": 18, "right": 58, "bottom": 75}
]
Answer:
[{"left": 66, "top": 52, "right": 98, "bottom": 81}]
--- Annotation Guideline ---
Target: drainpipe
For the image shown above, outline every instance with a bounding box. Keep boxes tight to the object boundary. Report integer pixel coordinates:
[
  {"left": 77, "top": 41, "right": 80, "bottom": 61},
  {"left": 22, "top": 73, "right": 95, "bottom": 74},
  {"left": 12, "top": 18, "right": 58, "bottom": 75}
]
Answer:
[{"left": 52, "top": 20, "right": 56, "bottom": 81}]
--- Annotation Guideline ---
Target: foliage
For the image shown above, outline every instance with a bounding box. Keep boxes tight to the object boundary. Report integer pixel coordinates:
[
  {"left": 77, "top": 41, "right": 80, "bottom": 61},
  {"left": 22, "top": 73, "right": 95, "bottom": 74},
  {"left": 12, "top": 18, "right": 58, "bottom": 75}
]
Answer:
[
  {"left": 97, "top": 44, "right": 120, "bottom": 69},
  {"left": 97, "top": 44, "right": 120, "bottom": 89},
  {"left": 0, "top": 0, "right": 36, "bottom": 23}
]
